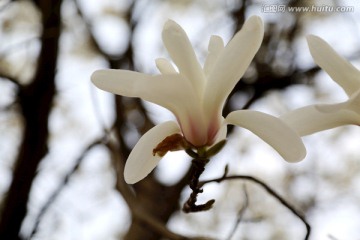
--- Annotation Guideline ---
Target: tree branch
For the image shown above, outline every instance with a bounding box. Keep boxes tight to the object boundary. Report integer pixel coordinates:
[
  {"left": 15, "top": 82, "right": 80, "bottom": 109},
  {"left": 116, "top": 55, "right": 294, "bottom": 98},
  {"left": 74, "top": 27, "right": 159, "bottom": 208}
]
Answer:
[
  {"left": 226, "top": 185, "right": 249, "bottom": 240},
  {"left": 28, "top": 137, "right": 106, "bottom": 239},
  {"left": 0, "top": 72, "right": 21, "bottom": 88},
  {"left": 200, "top": 174, "right": 311, "bottom": 240},
  {"left": 131, "top": 205, "right": 214, "bottom": 240},
  {"left": 0, "top": 1, "right": 62, "bottom": 239}
]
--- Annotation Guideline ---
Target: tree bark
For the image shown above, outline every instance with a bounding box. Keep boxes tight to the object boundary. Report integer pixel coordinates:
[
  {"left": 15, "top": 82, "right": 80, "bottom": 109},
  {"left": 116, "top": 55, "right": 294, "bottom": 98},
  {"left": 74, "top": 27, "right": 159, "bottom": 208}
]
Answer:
[
  {"left": 0, "top": 1, "right": 62, "bottom": 239},
  {"left": 123, "top": 178, "right": 189, "bottom": 240}
]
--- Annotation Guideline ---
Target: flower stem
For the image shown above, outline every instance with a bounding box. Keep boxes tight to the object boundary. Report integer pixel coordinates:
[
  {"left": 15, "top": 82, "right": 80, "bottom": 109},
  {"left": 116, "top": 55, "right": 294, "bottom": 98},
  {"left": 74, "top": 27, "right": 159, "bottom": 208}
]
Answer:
[
  {"left": 182, "top": 153, "right": 215, "bottom": 213},
  {"left": 182, "top": 141, "right": 226, "bottom": 213}
]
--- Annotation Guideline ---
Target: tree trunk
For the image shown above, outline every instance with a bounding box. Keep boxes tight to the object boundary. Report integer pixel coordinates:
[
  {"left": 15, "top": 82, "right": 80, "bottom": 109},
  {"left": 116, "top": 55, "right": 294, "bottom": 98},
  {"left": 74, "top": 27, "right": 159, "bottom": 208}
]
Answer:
[{"left": 0, "top": 1, "right": 62, "bottom": 239}]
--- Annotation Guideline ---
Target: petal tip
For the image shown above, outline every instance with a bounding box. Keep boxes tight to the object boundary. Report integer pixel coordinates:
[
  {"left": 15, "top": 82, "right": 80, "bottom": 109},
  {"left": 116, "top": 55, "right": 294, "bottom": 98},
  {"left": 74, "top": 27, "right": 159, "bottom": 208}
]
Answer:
[
  {"left": 124, "top": 172, "right": 139, "bottom": 184},
  {"left": 245, "top": 15, "right": 264, "bottom": 32},
  {"left": 208, "top": 35, "right": 224, "bottom": 52},
  {"left": 90, "top": 70, "right": 105, "bottom": 87},
  {"left": 163, "top": 19, "right": 181, "bottom": 33},
  {"left": 306, "top": 34, "right": 324, "bottom": 49},
  {"left": 306, "top": 34, "right": 319, "bottom": 41},
  {"left": 287, "top": 146, "right": 307, "bottom": 163}
]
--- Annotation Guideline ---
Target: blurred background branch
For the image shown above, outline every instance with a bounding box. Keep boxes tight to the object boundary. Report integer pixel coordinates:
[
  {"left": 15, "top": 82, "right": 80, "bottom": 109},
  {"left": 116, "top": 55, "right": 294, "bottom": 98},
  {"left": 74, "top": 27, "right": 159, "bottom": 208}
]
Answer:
[{"left": 0, "top": 0, "right": 61, "bottom": 239}]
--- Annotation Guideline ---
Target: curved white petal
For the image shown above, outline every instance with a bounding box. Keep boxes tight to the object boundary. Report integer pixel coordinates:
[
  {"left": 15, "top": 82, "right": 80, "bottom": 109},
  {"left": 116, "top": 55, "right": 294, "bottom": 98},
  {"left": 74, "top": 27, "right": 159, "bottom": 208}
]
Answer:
[
  {"left": 307, "top": 35, "right": 360, "bottom": 97},
  {"left": 285, "top": 89, "right": 360, "bottom": 135},
  {"left": 204, "top": 16, "right": 264, "bottom": 118},
  {"left": 155, "top": 58, "right": 177, "bottom": 74},
  {"left": 91, "top": 70, "right": 150, "bottom": 96},
  {"left": 347, "top": 89, "right": 360, "bottom": 115},
  {"left": 91, "top": 69, "right": 208, "bottom": 146},
  {"left": 281, "top": 103, "right": 358, "bottom": 136},
  {"left": 204, "top": 35, "right": 225, "bottom": 76},
  {"left": 162, "top": 20, "right": 205, "bottom": 96},
  {"left": 226, "top": 110, "right": 306, "bottom": 163},
  {"left": 91, "top": 69, "right": 199, "bottom": 115},
  {"left": 124, "top": 121, "right": 181, "bottom": 184},
  {"left": 212, "top": 118, "right": 227, "bottom": 144}
]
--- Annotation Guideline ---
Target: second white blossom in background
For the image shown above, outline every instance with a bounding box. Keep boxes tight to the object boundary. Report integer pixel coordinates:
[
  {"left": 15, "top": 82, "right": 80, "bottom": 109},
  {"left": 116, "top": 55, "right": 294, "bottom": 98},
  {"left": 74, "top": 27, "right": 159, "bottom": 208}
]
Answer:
[
  {"left": 281, "top": 35, "right": 360, "bottom": 136},
  {"left": 92, "top": 16, "right": 306, "bottom": 184}
]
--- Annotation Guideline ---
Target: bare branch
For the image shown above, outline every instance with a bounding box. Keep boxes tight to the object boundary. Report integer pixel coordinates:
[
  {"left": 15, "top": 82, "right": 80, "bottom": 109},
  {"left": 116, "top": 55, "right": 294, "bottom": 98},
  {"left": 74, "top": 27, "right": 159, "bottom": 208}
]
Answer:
[
  {"left": 200, "top": 174, "right": 311, "bottom": 240},
  {"left": 28, "top": 137, "right": 107, "bottom": 239},
  {"left": 0, "top": 1, "right": 62, "bottom": 238},
  {"left": 72, "top": 0, "right": 126, "bottom": 61},
  {"left": 226, "top": 185, "right": 249, "bottom": 240},
  {"left": 0, "top": 72, "right": 21, "bottom": 88},
  {"left": 328, "top": 234, "right": 339, "bottom": 240},
  {"left": 131, "top": 205, "right": 214, "bottom": 240}
]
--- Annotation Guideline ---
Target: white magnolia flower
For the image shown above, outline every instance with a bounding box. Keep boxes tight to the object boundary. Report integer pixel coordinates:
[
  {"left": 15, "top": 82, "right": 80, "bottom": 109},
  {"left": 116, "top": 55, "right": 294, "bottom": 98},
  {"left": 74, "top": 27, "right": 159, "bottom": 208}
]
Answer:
[
  {"left": 281, "top": 35, "right": 360, "bottom": 136},
  {"left": 92, "top": 16, "right": 306, "bottom": 184}
]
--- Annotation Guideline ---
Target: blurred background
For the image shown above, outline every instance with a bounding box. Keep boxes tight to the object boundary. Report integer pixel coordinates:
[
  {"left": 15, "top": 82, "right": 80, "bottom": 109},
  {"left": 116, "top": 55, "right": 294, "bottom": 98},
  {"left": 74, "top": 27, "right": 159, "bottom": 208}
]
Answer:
[{"left": 0, "top": 0, "right": 360, "bottom": 239}]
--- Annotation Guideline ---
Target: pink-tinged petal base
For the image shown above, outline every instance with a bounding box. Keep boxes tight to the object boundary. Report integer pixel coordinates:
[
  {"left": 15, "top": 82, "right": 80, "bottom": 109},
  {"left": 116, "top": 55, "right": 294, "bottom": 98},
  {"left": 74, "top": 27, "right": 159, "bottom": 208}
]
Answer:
[
  {"left": 213, "top": 118, "right": 227, "bottom": 144},
  {"left": 180, "top": 114, "right": 221, "bottom": 147},
  {"left": 124, "top": 121, "right": 181, "bottom": 184},
  {"left": 226, "top": 110, "right": 306, "bottom": 163}
]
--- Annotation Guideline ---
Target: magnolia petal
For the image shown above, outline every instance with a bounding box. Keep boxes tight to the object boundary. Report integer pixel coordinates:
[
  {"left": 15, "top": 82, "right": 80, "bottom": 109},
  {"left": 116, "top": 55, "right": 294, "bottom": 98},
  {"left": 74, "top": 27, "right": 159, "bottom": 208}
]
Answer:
[
  {"left": 155, "top": 58, "right": 177, "bottom": 74},
  {"left": 214, "top": 122, "right": 227, "bottom": 144},
  {"left": 162, "top": 20, "right": 205, "bottom": 95},
  {"left": 307, "top": 35, "right": 360, "bottom": 97},
  {"left": 124, "top": 121, "right": 181, "bottom": 184},
  {"left": 226, "top": 110, "right": 306, "bottom": 163},
  {"left": 347, "top": 89, "right": 360, "bottom": 115},
  {"left": 315, "top": 101, "right": 348, "bottom": 113},
  {"left": 210, "top": 117, "right": 227, "bottom": 145},
  {"left": 204, "top": 35, "right": 225, "bottom": 76},
  {"left": 91, "top": 70, "right": 152, "bottom": 101},
  {"left": 281, "top": 103, "right": 358, "bottom": 136},
  {"left": 283, "top": 89, "right": 360, "bottom": 135},
  {"left": 91, "top": 69, "right": 200, "bottom": 115},
  {"left": 91, "top": 69, "right": 207, "bottom": 146},
  {"left": 204, "top": 16, "right": 264, "bottom": 117}
]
